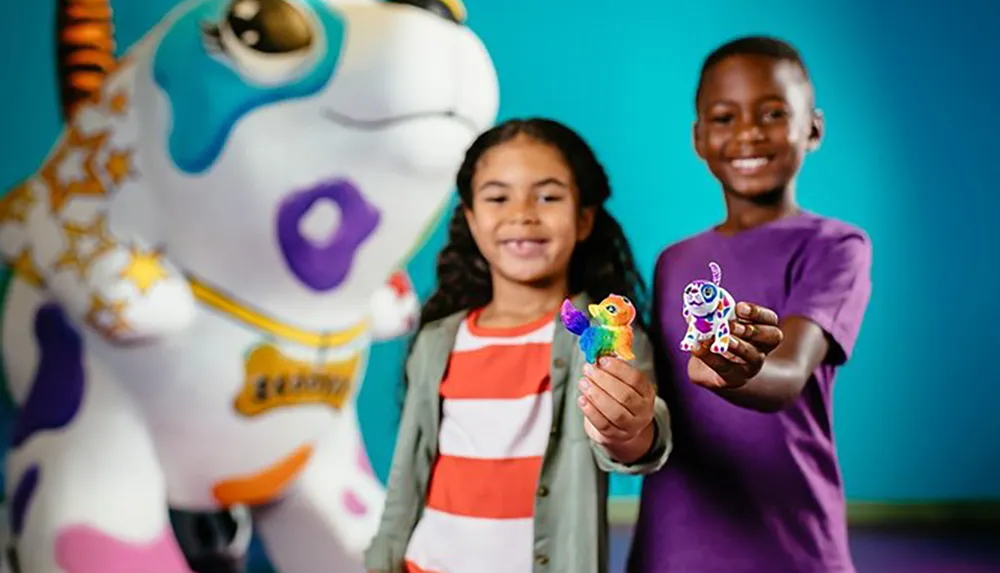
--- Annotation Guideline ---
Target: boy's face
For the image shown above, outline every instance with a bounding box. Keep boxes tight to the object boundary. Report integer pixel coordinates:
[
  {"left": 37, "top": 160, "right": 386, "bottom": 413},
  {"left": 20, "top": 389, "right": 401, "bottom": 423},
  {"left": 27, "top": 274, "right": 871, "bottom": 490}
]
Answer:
[{"left": 694, "top": 54, "right": 823, "bottom": 201}]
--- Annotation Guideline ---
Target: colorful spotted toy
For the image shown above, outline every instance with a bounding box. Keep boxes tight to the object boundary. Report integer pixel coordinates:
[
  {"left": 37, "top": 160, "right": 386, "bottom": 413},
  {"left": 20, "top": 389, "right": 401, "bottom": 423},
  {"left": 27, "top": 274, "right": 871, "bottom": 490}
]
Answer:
[{"left": 680, "top": 262, "right": 736, "bottom": 355}]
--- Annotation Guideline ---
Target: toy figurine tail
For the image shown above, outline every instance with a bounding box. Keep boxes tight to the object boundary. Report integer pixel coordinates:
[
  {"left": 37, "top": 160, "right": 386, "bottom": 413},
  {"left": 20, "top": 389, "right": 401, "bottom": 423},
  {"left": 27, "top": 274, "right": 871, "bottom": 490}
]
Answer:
[
  {"left": 560, "top": 299, "right": 588, "bottom": 336},
  {"left": 709, "top": 261, "right": 722, "bottom": 285}
]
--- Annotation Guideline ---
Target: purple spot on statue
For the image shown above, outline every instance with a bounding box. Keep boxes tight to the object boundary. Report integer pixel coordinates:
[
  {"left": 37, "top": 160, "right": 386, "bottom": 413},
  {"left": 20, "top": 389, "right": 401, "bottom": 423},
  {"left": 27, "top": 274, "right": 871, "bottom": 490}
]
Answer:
[
  {"left": 11, "top": 465, "right": 40, "bottom": 536},
  {"left": 276, "top": 179, "right": 380, "bottom": 292},
  {"left": 11, "top": 305, "right": 85, "bottom": 449}
]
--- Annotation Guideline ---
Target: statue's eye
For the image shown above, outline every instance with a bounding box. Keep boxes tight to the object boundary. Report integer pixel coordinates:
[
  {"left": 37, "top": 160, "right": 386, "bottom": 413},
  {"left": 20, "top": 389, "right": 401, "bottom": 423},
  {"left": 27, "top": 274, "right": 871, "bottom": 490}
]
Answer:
[
  {"left": 702, "top": 285, "right": 715, "bottom": 298},
  {"left": 606, "top": 305, "right": 617, "bottom": 314},
  {"left": 206, "top": 0, "right": 320, "bottom": 85}
]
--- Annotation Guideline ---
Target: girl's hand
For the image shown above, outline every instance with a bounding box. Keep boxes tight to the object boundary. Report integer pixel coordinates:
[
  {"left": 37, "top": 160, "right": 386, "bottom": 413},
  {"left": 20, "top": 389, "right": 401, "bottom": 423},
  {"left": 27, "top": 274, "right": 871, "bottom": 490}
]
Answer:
[
  {"left": 578, "top": 357, "right": 657, "bottom": 464},
  {"left": 688, "top": 302, "right": 783, "bottom": 390}
]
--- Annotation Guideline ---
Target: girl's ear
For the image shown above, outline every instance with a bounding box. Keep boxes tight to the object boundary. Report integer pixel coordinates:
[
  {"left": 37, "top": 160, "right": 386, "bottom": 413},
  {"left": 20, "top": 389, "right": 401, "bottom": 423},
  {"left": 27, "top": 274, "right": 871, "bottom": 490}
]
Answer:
[{"left": 577, "top": 206, "right": 596, "bottom": 242}]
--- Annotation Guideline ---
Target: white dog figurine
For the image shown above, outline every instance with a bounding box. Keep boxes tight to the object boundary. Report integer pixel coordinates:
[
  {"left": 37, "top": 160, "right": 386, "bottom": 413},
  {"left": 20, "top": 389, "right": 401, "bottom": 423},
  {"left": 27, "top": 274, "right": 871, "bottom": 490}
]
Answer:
[
  {"left": 680, "top": 261, "right": 736, "bottom": 355},
  {"left": 0, "top": 0, "right": 498, "bottom": 571}
]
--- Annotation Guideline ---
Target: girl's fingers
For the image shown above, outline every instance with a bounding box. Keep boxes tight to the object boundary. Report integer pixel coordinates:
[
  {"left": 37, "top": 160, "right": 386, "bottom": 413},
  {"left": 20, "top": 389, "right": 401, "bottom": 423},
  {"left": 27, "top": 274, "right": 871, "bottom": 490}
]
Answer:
[
  {"left": 578, "top": 395, "right": 630, "bottom": 441},
  {"left": 582, "top": 365, "right": 646, "bottom": 416}
]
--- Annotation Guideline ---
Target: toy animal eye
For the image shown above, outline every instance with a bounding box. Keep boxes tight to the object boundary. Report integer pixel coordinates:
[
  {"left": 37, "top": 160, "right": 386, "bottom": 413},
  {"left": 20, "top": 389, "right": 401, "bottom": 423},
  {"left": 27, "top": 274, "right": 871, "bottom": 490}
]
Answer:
[
  {"left": 701, "top": 285, "right": 715, "bottom": 298},
  {"left": 203, "top": 0, "right": 320, "bottom": 86},
  {"left": 621, "top": 296, "right": 631, "bottom": 305},
  {"left": 606, "top": 305, "right": 617, "bottom": 314}
]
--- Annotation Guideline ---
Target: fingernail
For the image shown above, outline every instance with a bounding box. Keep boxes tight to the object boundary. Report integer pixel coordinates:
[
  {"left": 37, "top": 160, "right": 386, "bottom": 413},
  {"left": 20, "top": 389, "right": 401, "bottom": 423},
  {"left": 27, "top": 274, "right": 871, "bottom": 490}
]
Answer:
[
  {"left": 578, "top": 378, "right": 590, "bottom": 392},
  {"left": 598, "top": 357, "right": 610, "bottom": 368},
  {"left": 737, "top": 302, "right": 751, "bottom": 317},
  {"left": 577, "top": 396, "right": 587, "bottom": 407},
  {"left": 582, "top": 363, "right": 594, "bottom": 375},
  {"left": 731, "top": 323, "right": 745, "bottom": 336}
]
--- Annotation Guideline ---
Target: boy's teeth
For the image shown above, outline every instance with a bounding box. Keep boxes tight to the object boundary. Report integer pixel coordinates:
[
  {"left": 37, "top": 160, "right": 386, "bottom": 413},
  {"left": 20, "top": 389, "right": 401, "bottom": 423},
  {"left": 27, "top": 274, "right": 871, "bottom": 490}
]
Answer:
[{"left": 731, "top": 157, "right": 769, "bottom": 169}]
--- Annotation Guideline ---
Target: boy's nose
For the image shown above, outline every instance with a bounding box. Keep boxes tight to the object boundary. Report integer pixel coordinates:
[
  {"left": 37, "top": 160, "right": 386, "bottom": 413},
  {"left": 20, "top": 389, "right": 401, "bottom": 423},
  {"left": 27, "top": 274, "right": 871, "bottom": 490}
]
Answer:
[{"left": 735, "top": 123, "right": 766, "bottom": 142}]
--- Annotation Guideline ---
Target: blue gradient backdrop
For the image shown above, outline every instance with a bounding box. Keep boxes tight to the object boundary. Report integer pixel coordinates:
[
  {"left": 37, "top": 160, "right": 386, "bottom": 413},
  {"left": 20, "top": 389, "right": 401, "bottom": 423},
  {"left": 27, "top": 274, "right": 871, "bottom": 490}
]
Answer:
[{"left": 1, "top": 0, "right": 997, "bottom": 504}]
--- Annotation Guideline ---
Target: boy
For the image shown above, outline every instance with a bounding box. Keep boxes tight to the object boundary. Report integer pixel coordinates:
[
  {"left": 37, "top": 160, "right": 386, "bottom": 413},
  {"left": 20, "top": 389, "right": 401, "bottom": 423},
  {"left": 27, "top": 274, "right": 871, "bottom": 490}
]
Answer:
[{"left": 628, "top": 36, "right": 873, "bottom": 573}]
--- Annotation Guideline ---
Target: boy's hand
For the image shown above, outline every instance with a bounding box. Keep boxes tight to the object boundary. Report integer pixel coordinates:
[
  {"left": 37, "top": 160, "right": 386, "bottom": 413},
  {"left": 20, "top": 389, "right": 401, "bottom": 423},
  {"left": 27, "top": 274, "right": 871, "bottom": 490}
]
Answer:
[
  {"left": 578, "top": 357, "right": 657, "bottom": 464},
  {"left": 688, "top": 302, "right": 783, "bottom": 389}
]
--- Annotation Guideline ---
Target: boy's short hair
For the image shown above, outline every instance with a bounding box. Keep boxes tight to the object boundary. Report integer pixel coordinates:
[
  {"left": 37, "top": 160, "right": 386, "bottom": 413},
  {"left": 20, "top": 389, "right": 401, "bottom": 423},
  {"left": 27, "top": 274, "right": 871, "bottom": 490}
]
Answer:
[{"left": 695, "top": 36, "right": 811, "bottom": 106}]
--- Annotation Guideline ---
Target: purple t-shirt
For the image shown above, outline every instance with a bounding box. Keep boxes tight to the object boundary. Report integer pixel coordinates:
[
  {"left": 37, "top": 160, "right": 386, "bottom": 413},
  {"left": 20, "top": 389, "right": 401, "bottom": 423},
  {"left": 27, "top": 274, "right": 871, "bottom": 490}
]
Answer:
[{"left": 628, "top": 211, "right": 873, "bottom": 573}]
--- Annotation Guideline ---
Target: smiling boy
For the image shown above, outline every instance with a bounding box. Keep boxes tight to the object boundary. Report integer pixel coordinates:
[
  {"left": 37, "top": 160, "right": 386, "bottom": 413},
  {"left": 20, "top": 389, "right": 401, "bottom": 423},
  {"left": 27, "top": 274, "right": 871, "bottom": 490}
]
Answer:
[{"left": 627, "top": 37, "right": 873, "bottom": 573}]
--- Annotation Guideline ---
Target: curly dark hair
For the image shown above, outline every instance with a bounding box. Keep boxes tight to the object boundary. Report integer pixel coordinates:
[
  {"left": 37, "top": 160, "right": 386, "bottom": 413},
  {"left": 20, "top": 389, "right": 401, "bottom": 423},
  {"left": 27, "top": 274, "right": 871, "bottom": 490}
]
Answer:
[{"left": 417, "top": 117, "right": 649, "bottom": 332}]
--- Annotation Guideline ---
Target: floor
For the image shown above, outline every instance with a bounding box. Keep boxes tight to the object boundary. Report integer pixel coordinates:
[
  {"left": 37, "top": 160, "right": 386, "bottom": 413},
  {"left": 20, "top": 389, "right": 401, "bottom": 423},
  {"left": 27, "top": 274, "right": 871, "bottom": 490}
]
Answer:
[
  {"left": 606, "top": 525, "right": 1000, "bottom": 573},
  {"left": 246, "top": 525, "right": 1000, "bottom": 572}
]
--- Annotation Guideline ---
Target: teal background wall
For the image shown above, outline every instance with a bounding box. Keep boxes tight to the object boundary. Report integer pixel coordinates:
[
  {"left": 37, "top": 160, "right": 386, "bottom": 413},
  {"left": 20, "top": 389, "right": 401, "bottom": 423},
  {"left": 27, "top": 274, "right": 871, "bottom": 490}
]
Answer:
[{"left": 1, "top": 0, "right": 998, "bottom": 505}]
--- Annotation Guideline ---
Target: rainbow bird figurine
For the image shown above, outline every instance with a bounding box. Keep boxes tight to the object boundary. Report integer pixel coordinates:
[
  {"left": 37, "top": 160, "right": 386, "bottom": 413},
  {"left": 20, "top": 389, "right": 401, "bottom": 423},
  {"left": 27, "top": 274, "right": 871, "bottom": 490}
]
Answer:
[{"left": 560, "top": 294, "right": 636, "bottom": 364}]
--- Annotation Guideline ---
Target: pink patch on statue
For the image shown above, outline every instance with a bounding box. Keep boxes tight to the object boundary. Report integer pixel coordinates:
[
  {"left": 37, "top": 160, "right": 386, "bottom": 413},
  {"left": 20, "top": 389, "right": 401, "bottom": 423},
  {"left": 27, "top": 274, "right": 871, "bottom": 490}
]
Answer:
[
  {"left": 54, "top": 525, "right": 193, "bottom": 573},
  {"left": 342, "top": 490, "right": 368, "bottom": 516}
]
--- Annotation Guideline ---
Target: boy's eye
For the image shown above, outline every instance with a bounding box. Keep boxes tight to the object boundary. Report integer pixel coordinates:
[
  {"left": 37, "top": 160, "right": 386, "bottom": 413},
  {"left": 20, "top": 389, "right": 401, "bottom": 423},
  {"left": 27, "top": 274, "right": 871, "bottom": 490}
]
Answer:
[
  {"left": 763, "top": 108, "right": 788, "bottom": 121},
  {"left": 483, "top": 195, "right": 506, "bottom": 203},
  {"left": 539, "top": 194, "right": 562, "bottom": 203},
  {"left": 710, "top": 113, "right": 734, "bottom": 125}
]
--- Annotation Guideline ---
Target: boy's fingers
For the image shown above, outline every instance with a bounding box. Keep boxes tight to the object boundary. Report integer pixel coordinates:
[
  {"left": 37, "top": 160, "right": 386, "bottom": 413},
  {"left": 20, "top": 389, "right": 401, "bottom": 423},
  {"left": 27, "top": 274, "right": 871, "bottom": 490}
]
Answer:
[{"left": 736, "top": 302, "right": 779, "bottom": 326}]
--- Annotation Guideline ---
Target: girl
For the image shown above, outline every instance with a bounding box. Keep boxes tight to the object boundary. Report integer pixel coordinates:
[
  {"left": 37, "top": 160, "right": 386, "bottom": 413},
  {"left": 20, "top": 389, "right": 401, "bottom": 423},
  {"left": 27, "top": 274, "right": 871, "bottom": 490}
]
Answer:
[{"left": 364, "top": 118, "right": 779, "bottom": 573}]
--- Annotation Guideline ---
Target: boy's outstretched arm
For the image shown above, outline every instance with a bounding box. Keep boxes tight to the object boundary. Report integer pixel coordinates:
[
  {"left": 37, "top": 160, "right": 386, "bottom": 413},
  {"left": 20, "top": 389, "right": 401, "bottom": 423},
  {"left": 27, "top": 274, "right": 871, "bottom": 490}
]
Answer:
[
  {"left": 709, "top": 315, "right": 828, "bottom": 412},
  {"left": 691, "top": 230, "right": 873, "bottom": 412}
]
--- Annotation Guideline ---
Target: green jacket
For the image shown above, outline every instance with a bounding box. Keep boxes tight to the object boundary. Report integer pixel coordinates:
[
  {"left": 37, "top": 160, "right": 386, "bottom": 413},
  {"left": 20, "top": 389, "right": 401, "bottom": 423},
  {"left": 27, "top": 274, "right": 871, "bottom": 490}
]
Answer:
[{"left": 364, "top": 295, "right": 673, "bottom": 573}]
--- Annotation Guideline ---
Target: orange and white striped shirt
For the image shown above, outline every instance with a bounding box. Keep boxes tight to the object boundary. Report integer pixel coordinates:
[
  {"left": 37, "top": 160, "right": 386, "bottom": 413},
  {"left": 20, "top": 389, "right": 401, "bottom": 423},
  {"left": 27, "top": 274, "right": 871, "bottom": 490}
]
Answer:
[{"left": 403, "top": 309, "right": 556, "bottom": 573}]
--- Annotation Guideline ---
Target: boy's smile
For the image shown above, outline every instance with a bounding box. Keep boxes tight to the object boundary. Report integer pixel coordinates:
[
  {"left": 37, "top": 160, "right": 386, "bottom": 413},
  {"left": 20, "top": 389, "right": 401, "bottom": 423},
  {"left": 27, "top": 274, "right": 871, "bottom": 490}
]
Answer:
[{"left": 694, "top": 53, "right": 823, "bottom": 202}]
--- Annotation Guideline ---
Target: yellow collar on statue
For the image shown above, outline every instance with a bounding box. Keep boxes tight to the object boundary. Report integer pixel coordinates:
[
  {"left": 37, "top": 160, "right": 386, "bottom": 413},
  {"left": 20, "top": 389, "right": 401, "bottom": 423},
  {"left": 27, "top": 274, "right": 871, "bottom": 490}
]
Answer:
[{"left": 187, "top": 275, "right": 368, "bottom": 349}]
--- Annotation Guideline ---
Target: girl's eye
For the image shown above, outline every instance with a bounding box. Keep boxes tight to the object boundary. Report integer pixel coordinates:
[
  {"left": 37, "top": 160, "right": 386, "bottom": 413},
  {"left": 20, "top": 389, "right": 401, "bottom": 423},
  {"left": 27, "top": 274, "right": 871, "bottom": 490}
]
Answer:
[
  {"left": 484, "top": 196, "right": 506, "bottom": 203},
  {"left": 539, "top": 194, "right": 562, "bottom": 203}
]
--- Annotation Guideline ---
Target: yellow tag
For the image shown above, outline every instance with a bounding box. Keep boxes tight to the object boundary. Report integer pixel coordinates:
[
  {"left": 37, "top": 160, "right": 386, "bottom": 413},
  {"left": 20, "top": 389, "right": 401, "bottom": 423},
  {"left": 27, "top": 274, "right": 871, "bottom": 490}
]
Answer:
[{"left": 234, "top": 344, "right": 360, "bottom": 417}]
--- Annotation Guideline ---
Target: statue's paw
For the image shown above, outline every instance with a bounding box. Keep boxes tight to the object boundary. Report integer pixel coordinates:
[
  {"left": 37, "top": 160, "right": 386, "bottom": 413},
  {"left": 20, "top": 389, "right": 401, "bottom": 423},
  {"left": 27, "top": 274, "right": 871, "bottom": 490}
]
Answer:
[{"left": 370, "top": 271, "right": 420, "bottom": 340}]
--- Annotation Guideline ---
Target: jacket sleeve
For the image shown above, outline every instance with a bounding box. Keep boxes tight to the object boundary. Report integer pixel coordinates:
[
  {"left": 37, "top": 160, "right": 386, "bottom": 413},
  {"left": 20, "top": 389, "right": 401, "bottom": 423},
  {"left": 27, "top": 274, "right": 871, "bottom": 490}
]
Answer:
[
  {"left": 590, "top": 326, "right": 673, "bottom": 475},
  {"left": 363, "top": 337, "right": 429, "bottom": 573}
]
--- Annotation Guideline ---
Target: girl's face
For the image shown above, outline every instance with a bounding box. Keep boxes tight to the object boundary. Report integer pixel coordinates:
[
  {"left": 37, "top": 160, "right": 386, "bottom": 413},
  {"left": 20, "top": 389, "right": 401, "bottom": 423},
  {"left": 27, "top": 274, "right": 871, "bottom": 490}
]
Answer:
[{"left": 465, "top": 135, "right": 595, "bottom": 290}]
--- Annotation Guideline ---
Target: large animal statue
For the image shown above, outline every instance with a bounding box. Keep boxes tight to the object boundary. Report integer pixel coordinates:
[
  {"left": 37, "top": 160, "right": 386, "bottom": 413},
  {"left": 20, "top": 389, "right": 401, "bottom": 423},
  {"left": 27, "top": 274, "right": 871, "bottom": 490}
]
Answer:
[{"left": 0, "top": 0, "right": 498, "bottom": 570}]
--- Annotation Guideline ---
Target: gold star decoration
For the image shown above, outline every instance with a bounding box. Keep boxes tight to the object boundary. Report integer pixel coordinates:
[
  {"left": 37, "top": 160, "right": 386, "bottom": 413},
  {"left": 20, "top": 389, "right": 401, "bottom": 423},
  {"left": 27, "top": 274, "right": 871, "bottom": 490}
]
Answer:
[
  {"left": 105, "top": 148, "right": 135, "bottom": 186},
  {"left": 108, "top": 90, "right": 129, "bottom": 115},
  {"left": 8, "top": 247, "right": 45, "bottom": 288},
  {"left": 53, "top": 213, "right": 116, "bottom": 280},
  {"left": 120, "top": 245, "right": 169, "bottom": 295},
  {"left": 40, "top": 126, "right": 109, "bottom": 214},
  {"left": 0, "top": 182, "right": 36, "bottom": 224},
  {"left": 84, "top": 293, "right": 130, "bottom": 339}
]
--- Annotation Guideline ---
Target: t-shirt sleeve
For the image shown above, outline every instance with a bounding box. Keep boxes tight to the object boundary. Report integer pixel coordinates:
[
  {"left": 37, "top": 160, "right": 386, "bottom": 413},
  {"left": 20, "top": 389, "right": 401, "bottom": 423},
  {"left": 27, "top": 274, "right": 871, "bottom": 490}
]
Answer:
[{"left": 783, "top": 226, "right": 873, "bottom": 365}]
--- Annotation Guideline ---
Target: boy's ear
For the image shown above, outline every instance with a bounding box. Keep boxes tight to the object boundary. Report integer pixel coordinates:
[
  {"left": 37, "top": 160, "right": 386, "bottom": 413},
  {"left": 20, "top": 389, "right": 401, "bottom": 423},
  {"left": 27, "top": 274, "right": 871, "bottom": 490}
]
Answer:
[
  {"left": 692, "top": 119, "right": 707, "bottom": 160},
  {"left": 807, "top": 108, "right": 825, "bottom": 152}
]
